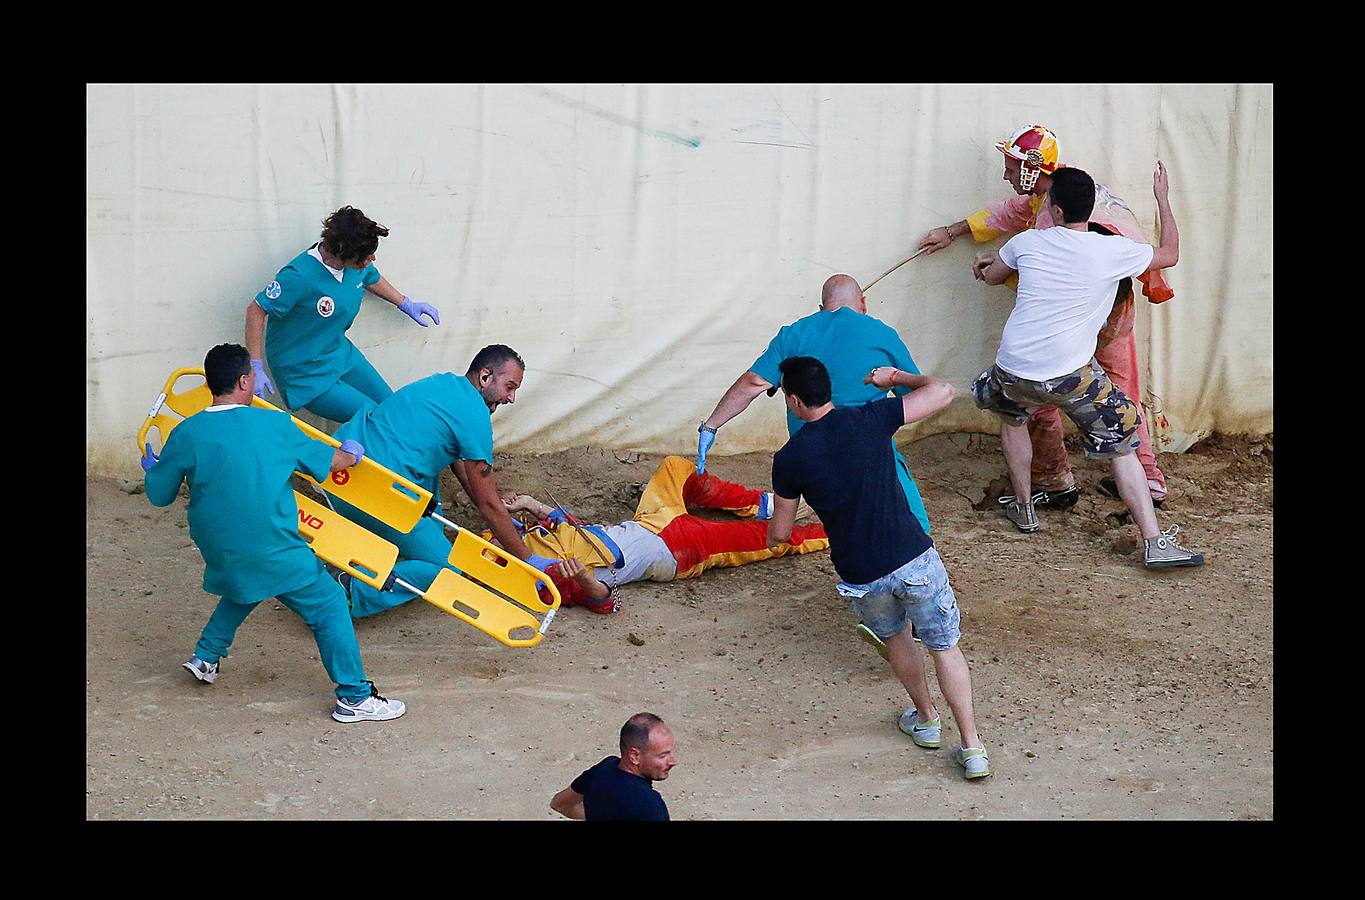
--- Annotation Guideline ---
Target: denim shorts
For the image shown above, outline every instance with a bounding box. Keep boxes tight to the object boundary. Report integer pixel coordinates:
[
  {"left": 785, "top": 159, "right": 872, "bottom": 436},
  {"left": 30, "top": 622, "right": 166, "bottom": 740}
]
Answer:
[{"left": 836, "top": 546, "right": 960, "bottom": 650}]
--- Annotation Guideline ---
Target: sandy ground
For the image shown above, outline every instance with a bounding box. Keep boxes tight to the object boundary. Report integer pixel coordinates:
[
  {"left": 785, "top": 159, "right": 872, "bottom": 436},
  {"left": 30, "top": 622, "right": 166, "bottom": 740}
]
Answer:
[{"left": 85, "top": 432, "right": 1272, "bottom": 820}]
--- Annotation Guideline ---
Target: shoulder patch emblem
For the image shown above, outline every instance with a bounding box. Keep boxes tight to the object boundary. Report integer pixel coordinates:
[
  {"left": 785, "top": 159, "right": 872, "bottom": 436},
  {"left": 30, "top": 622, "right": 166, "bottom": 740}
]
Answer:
[
  {"left": 264, "top": 281, "right": 282, "bottom": 300},
  {"left": 317, "top": 296, "right": 335, "bottom": 318}
]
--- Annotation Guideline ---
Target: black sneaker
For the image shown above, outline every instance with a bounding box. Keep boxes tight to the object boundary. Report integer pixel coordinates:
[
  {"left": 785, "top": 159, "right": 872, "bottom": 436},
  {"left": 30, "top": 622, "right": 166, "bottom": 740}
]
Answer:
[
  {"left": 1098, "top": 476, "right": 1164, "bottom": 509},
  {"left": 322, "top": 562, "right": 353, "bottom": 604}
]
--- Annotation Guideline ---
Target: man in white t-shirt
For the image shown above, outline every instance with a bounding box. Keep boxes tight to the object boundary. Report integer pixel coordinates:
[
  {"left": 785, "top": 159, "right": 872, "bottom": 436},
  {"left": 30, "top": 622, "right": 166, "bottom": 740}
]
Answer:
[{"left": 969, "top": 164, "right": 1203, "bottom": 568}]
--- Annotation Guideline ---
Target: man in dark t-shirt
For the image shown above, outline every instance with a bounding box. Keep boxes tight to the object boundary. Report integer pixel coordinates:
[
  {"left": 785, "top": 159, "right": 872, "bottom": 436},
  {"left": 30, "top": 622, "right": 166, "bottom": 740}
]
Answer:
[
  {"left": 768, "top": 357, "right": 991, "bottom": 780},
  {"left": 550, "top": 713, "right": 676, "bottom": 820}
]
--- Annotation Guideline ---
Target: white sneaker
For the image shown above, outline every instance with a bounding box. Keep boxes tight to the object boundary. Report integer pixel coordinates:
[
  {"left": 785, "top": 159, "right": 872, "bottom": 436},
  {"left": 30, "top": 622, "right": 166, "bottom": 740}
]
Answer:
[
  {"left": 955, "top": 745, "right": 991, "bottom": 780},
  {"left": 332, "top": 683, "right": 406, "bottom": 723},
  {"left": 898, "top": 707, "right": 942, "bottom": 748},
  {"left": 182, "top": 657, "right": 218, "bottom": 684}
]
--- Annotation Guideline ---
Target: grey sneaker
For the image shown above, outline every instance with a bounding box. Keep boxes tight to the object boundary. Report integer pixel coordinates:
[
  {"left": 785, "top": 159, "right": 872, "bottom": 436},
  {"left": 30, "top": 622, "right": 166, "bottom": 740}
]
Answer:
[
  {"left": 1004, "top": 498, "right": 1040, "bottom": 533},
  {"left": 182, "top": 657, "right": 218, "bottom": 684},
  {"left": 1144, "top": 526, "right": 1204, "bottom": 568},
  {"left": 332, "top": 682, "right": 406, "bottom": 723},
  {"left": 898, "top": 707, "right": 942, "bottom": 748},
  {"left": 955, "top": 745, "right": 991, "bottom": 779}
]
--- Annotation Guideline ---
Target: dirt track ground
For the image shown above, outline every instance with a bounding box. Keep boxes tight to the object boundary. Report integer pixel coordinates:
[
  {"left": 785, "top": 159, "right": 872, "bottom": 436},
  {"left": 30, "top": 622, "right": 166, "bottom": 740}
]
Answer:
[{"left": 85, "top": 432, "right": 1272, "bottom": 819}]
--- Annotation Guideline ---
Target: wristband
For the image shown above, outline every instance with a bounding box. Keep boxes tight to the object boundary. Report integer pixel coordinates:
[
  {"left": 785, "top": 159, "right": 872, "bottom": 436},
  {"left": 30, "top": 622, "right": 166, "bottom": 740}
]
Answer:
[{"left": 699, "top": 422, "right": 717, "bottom": 435}]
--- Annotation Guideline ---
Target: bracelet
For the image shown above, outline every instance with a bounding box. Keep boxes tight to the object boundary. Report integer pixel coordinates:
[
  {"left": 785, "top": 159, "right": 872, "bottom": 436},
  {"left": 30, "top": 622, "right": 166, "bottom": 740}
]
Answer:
[
  {"left": 699, "top": 422, "right": 717, "bottom": 435},
  {"left": 944, "top": 225, "right": 956, "bottom": 242}
]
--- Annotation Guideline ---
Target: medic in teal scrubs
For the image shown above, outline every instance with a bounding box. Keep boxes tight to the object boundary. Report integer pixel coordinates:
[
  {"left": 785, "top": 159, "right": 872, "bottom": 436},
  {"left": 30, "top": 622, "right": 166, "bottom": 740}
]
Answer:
[
  {"left": 328, "top": 344, "right": 561, "bottom": 619},
  {"left": 141, "top": 343, "right": 405, "bottom": 723},
  {"left": 244, "top": 206, "right": 442, "bottom": 423},
  {"left": 698, "top": 274, "right": 933, "bottom": 534}
]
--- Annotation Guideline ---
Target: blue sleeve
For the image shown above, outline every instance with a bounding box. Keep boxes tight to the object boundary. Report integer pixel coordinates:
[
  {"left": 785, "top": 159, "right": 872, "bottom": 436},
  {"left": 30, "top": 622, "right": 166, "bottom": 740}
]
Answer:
[
  {"left": 361, "top": 264, "right": 382, "bottom": 287},
  {"left": 748, "top": 327, "right": 789, "bottom": 386},
  {"left": 144, "top": 429, "right": 190, "bottom": 508},
  {"left": 874, "top": 396, "right": 905, "bottom": 437},
  {"left": 643, "top": 793, "right": 670, "bottom": 822},
  {"left": 771, "top": 451, "right": 799, "bottom": 501},
  {"left": 255, "top": 265, "right": 307, "bottom": 318},
  {"left": 455, "top": 416, "right": 494, "bottom": 466},
  {"left": 570, "top": 763, "right": 598, "bottom": 795},
  {"left": 276, "top": 414, "right": 334, "bottom": 482}
]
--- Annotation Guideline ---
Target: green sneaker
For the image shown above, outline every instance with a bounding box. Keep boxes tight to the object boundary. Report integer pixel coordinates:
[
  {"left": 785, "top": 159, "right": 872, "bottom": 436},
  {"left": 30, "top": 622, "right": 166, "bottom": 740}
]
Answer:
[
  {"left": 955, "top": 745, "right": 991, "bottom": 780},
  {"left": 898, "top": 707, "right": 942, "bottom": 748}
]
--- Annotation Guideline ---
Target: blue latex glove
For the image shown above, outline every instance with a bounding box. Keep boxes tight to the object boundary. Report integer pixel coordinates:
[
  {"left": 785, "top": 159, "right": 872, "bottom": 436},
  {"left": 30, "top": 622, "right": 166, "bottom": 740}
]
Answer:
[
  {"left": 397, "top": 296, "right": 441, "bottom": 327},
  {"left": 339, "top": 439, "right": 365, "bottom": 464},
  {"left": 696, "top": 424, "right": 717, "bottom": 474},
  {"left": 140, "top": 442, "right": 159, "bottom": 473},
  {"left": 525, "top": 554, "right": 558, "bottom": 573},
  {"left": 250, "top": 359, "right": 275, "bottom": 397}
]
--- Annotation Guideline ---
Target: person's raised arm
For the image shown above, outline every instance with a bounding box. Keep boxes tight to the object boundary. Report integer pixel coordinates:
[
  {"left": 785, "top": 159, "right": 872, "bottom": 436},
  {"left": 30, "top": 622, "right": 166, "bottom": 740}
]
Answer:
[
  {"left": 1149, "top": 161, "right": 1180, "bottom": 271},
  {"left": 698, "top": 371, "right": 772, "bottom": 473},
  {"left": 917, "top": 219, "right": 972, "bottom": 255},
  {"left": 550, "top": 786, "right": 586, "bottom": 820},
  {"left": 866, "top": 368, "right": 956, "bottom": 426}
]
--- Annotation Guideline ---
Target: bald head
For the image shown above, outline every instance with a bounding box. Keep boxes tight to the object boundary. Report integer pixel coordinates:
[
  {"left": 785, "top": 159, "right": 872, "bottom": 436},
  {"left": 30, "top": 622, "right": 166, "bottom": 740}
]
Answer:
[{"left": 821, "top": 274, "right": 866, "bottom": 312}]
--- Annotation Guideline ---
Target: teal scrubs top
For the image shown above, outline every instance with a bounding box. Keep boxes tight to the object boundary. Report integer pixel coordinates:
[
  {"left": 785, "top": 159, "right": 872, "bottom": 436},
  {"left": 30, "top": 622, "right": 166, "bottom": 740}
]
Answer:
[
  {"left": 334, "top": 373, "right": 494, "bottom": 496},
  {"left": 255, "top": 244, "right": 382, "bottom": 408},
  {"left": 750, "top": 307, "right": 920, "bottom": 435},
  {"left": 144, "top": 405, "right": 335, "bottom": 603}
]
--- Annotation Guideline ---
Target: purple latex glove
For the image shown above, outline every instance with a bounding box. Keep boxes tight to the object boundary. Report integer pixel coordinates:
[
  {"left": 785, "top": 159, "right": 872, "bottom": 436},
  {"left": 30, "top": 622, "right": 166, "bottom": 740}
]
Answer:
[
  {"left": 140, "top": 442, "right": 159, "bottom": 473},
  {"left": 339, "top": 439, "right": 365, "bottom": 464},
  {"left": 397, "top": 296, "right": 441, "bottom": 327},
  {"left": 250, "top": 359, "right": 275, "bottom": 397}
]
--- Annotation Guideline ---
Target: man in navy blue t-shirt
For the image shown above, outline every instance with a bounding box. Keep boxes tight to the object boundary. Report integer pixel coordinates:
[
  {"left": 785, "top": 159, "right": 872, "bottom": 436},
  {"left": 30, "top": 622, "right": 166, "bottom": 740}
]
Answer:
[
  {"left": 550, "top": 713, "right": 676, "bottom": 820},
  {"left": 768, "top": 357, "right": 991, "bottom": 780}
]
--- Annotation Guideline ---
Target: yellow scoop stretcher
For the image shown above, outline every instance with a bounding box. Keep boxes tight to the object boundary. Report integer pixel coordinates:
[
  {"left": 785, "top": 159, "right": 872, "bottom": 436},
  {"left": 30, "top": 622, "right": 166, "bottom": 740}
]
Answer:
[{"left": 137, "top": 368, "right": 559, "bottom": 647}]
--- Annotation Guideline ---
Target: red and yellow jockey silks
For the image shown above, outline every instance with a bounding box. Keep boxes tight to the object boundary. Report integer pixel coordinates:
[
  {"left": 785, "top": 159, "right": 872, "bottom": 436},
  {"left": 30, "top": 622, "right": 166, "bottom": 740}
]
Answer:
[
  {"left": 522, "top": 520, "right": 616, "bottom": 569},
  {"left": 996, "top": 124, "right": 1061, "bottom": 192}
]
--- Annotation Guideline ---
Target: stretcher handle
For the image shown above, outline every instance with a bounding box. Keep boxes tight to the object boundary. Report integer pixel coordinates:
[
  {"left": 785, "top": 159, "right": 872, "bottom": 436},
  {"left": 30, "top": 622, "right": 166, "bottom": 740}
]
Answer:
[{"left": 430, "top": 511, "right": 563, "bottom": 612}]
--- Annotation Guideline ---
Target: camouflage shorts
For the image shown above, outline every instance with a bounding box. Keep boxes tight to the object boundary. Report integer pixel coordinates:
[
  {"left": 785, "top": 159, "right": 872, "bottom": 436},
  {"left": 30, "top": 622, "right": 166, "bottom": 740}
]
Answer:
[{"left": 972, "top": 360, "right": 1141, "bottom": 458}]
